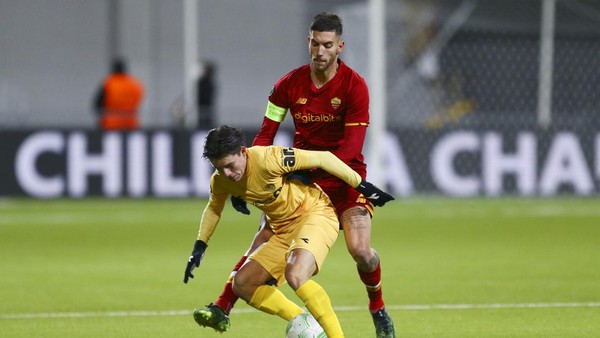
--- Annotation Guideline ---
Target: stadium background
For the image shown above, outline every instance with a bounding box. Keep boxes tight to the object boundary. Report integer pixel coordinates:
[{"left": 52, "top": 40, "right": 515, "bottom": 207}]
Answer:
[
  {"left": 1, "top": 0, "right": 599, "bottom": 198},
  {"left": 1, "top": 2, "right": 600, "bottom": 337}
]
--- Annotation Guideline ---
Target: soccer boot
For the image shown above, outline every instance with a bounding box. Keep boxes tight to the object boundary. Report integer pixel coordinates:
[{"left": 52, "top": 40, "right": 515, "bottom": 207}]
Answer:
[
  {"left": 371, "top": 307, "right": 396, "bottom": 338},
  {"left": 193, "top": 303, "right": 231, "bottom": 332}
]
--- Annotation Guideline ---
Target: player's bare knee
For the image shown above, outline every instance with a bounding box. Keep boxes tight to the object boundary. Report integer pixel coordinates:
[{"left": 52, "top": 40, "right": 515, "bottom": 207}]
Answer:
[
  {"left": 350, "top": 247, "right": 379, "bottom": 271},
  {"left": 349, "top": 246, "right": 372, "bottom": 263},
  {"left": 232, "top": 273, "right": 258, "bottom": 301},
  {"left": 284, "top": 268, "right": 309, "bottom": 290},
  {"left": 231, "top": 276, "right": 247, "bottom": 300}
]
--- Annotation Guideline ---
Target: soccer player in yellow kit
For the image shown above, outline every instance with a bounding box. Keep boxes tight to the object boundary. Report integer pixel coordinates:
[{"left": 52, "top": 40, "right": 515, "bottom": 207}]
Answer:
[{"left": 183, "top": 125, "right": 393, "bottom": 337}]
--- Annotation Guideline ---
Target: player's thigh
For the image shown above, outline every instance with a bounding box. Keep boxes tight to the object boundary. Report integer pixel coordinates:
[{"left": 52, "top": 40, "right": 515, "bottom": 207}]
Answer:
[
  {"left": 340, "top": 206, "right": 373, "bottom": 254},
  {"left": 288, "top": 208, "right": 339, "bottom": 275},
  {"left": 235, "top": 259, "right": 272, "bottom": 287},
  {"left": 248, "top": 234, "right": 289, "bottom": 286},
  {"left": 285, "top": 248, "right": 318, "bottom": 289}
]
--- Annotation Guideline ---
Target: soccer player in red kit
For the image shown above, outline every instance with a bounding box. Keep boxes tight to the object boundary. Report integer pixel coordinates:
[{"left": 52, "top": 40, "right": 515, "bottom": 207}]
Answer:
[{"left": 190, "top": 12, "right": 396, "bottom": 338}]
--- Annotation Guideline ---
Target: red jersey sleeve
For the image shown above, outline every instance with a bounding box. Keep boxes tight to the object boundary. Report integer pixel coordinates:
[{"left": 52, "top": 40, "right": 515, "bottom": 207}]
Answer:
[
  {"left": 331, "top": 124, "right": 367, "bottom": 165},
  {"left": 252, "top": 69, "right": 297, "bottom": 146},
  {"left": 331, "top": 68, "right": 369, "bottom": 164},
  {"left": 344, "top": 69, "right": 370, "bottom": 125},
  {"left": 252, "top": 117, "right": 279, "bottom": 146}
]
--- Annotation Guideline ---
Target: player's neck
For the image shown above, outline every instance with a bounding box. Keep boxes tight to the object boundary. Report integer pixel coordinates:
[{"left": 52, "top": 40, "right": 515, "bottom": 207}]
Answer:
[{"left": 311, "top": 65, "right": 338, "bottom": 89}]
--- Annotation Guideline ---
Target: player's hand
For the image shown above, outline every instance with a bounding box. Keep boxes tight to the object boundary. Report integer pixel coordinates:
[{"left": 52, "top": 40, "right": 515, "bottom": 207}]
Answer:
[
  {"left": 231, "top": 196, "right": 250, "bottom": 215},
  {"left": 183, "top": 240, "right": 207, "bottom": 283},
  {"left": 355, "top": 179, "right": 395, "bottom": 207}
]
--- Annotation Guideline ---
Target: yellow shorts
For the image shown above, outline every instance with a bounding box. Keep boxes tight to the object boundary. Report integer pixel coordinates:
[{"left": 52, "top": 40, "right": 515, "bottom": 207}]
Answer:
[{"left": 248, "top": 202, "right": 339, "bottom": 286}]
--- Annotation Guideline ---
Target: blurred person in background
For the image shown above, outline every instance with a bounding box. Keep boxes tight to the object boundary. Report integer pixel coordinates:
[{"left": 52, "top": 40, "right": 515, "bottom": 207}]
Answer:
[
  {"left": 192, "top": 12, "right": 397, "bottom": 338},
  {"left": 93, "top": 57, "right": 144, "bottom": 130},
  {"left": 197, "top": 59, "right": 217, "bottom": 130}
]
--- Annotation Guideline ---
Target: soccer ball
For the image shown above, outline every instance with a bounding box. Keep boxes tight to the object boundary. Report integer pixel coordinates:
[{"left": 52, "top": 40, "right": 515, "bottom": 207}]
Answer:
[{"left": 285, "top": 313, "right": 326, "bottom": 338}]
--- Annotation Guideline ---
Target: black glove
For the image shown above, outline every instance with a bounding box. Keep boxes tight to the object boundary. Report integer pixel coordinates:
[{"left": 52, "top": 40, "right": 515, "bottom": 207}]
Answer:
[
  {"left": 355, "top": 179, "right": 395, "bottom": 207},
  {"left": 230, "top": 195, "right": 250, "bottom": 215},
  {"left": 183, "top": 240, "right": 207, "bottom": 283}
]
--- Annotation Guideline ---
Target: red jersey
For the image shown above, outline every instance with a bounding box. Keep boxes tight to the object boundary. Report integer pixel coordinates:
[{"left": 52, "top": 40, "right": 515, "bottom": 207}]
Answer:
[{"left": 253, "top": 60, "right": 369, "bottom": 182}]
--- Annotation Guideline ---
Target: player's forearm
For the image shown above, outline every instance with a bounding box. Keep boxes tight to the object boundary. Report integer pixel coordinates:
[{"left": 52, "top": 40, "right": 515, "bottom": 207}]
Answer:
[
  {"left": 253, "top": 116, "right": 280, "bottom": 146},
  {"left": 196, "top": 205, "right": 221, "bottom": 243}
]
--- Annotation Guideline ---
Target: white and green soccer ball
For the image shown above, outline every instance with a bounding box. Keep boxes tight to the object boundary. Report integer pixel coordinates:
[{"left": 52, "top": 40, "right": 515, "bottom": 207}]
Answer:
[{"left": 285, "top": 313, "right": 326, "bottom": 338}]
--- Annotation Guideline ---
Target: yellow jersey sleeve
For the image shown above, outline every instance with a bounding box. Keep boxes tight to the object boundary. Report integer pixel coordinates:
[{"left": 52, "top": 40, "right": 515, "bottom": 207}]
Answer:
[
  {"left": 265, "top": 146, "right": 362, "bottom": 188},
  {"left": 197, "top": 173, "right": 228, "bottom": 243}
]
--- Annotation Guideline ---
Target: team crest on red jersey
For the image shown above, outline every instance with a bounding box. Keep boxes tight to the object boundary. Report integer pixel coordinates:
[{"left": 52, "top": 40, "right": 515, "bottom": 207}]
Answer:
[{"left": 331, "top": 97, "right": 341, "bottom": 109}]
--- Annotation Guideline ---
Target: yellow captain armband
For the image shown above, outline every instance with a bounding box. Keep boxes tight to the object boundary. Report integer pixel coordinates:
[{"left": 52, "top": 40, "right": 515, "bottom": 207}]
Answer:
[{"left": 265, "top": 101, "right": 287, "bottom": 122}]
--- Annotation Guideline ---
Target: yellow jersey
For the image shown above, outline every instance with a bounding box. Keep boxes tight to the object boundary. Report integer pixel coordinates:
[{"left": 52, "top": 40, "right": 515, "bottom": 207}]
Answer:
[{"left": 197, "top": 146, "right": 362, "bottom": 242}]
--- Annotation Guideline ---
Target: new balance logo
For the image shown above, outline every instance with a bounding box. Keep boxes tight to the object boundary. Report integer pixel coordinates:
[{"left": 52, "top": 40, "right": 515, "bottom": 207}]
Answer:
[{"left": 301, "top": 238, "right": 309, "bottom": 244}]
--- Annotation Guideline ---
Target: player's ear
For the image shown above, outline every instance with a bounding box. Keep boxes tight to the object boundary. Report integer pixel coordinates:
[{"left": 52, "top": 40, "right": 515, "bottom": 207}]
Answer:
[{"left": 337, "top": 40, "right": 344, "bottom": 54}]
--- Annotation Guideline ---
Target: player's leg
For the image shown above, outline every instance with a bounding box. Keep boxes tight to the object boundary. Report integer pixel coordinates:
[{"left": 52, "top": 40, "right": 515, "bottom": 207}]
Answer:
[
  {"left": 340, "top": 207, "right": 381, "bottom": 308},
  {"left": 234, "top": 256, "right": 304, "bottom": 321},
  {"left": 193, "top": 215, "right": 273, "bottom": 332},
  {"left": 286, "top": 248, "right": 344, "bottom": 338},
  {"left": 215, "top": 218, "right": 273, "bottom": 312},
  {"left": 340, "top": 206, "right": 396, "bottom": 338},
  {"left": 321, "top": 182, "right": 390, "bottom": 311},
  {"left": 285, "top": 208, "right": 344, "bottom": 338}
]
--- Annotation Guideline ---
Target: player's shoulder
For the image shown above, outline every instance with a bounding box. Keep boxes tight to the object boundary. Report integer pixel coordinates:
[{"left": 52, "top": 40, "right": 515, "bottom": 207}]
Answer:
[
  {"left": 209, "top": 170, "right": 224, "bottom": 187},
  {"left": 247, "top": 145, "right": 266, "bottom": 157},
  {"left": 339, "top": 60, "right": 367, "bottom": 83},
  {"left": 248, "top": 146, "right": 288, "bottom": 172},
  {"left": 248, "top": 145, "right": 284, "bottom": 158},
  {"left": 338, "top": 61, "right": 368, "bottom": 97},
  {"left": 278, "top": 64, "right": 310, "bottom": 83}
]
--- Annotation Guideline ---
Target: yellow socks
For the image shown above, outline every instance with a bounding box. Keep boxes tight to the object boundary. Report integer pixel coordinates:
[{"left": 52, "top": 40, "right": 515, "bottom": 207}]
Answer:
[
  {"left": 296, "top": 280, "right": 344, "bottom": 338},
  {"left": 248, "top": 285, "right": 303, "bottom": 321},
  {"left": 247, "top": 281, "right": 344, "bottom": 337}
]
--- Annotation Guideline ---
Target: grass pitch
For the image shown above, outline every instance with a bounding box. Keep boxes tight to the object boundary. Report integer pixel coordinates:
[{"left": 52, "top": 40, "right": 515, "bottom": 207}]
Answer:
[{"left": 1, "top": 197, "right": 599, "bottom": 337}]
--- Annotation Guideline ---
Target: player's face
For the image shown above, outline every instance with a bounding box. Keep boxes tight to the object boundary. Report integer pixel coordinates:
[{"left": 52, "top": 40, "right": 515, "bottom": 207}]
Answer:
[
  {"left": 308, "top": 30, "right": 344, "bottom": 73},
  {"left": 211, "top": 147, "right": 247, "bottom": 182}
]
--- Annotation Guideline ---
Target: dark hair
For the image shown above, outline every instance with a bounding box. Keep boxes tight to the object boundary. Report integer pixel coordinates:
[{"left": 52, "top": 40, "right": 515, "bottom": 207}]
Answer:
[
  {"left": 111, "top": 57, "right": 127, "bottom": 73},
  {"left": 203, "top": 125, "right": 245, "bottom": 161},
  {"left": 310, "top": 12, "right": 343, "bottom": 36}
]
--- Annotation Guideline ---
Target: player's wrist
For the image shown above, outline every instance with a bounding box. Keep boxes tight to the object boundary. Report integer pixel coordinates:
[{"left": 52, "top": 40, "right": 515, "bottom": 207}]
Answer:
[{"left": 193, "top": 240, "right": 207, "bottom": 253}]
